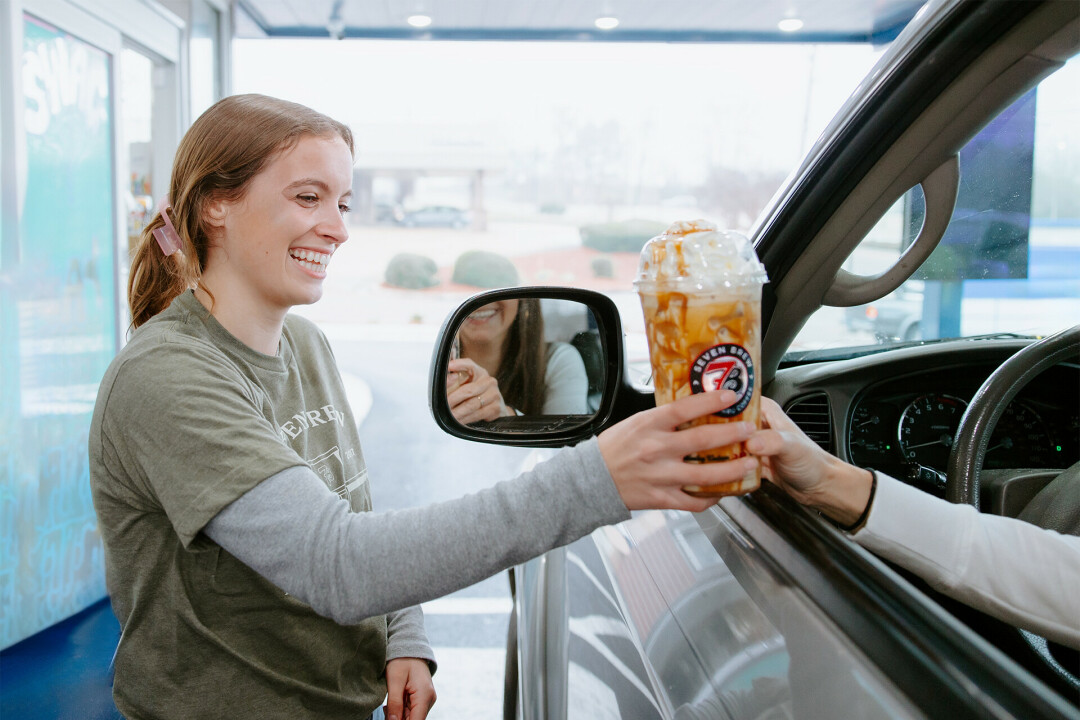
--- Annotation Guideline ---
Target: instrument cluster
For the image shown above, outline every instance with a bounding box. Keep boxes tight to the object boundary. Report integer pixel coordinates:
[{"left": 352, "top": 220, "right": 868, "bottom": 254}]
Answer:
[{"left": 846, "top": 363, "right": 1079, "bottom": 496}]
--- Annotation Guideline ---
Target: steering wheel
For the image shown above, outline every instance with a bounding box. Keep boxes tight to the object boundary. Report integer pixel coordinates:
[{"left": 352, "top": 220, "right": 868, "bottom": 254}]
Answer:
[
  {"left": 946, "top": 324, "right": 1080, "bottom": 690},
  {"left": 947, "top": 325, "right": 1080, "bottom": 508}
]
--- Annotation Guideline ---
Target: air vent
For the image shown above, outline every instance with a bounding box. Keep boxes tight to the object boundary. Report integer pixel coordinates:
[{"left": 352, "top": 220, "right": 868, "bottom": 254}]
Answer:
[{"left": 784, "top": 393, "right": 833, "bottom": 453}]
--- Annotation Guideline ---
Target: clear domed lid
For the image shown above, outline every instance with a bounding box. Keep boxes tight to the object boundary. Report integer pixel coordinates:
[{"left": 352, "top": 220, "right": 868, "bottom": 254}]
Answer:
[{"left": 634, "top": 219, "right": 768, "bottom": 292}]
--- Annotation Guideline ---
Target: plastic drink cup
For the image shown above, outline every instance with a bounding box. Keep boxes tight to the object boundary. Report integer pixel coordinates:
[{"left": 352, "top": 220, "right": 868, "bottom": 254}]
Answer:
[{"left": 634, "top": 220, "right": 768, "bottom": 498}]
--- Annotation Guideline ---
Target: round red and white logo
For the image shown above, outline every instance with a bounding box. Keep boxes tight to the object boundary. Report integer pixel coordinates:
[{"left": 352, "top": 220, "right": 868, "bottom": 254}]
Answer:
[{"left": 690, "top": 343, "right": 754, "bottom": 417}]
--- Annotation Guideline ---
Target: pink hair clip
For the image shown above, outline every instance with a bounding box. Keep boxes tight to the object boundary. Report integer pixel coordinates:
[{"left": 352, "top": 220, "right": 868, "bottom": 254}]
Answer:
[{"left": 152, "top": 195, "right": 183, "bottom": 256}]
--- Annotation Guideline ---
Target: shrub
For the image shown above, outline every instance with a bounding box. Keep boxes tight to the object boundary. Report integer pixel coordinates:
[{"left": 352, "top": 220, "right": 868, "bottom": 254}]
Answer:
[
  {"left": 591, "top": 256, "right": 615, "bottom": 278},
  {"left": 384, "top": 253, "right": 439, "bottom": 289},
  {"left": 579, "top": 218, "right": 668, "bottom": 253},
  {"left": 452, "top": 250, "right": 520, "bottom": 288}
]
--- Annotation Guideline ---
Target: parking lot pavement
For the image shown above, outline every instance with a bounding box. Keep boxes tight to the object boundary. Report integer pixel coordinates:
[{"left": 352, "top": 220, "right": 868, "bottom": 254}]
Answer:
[
  {"left": 338, "top": 361, "right": 517, "bottom": 719},
  {"left": 422, "top": 576, "right": 512, "bottom": 720},
  {"left": 424, "top": 647, "right": 507, "bottom": 718}
]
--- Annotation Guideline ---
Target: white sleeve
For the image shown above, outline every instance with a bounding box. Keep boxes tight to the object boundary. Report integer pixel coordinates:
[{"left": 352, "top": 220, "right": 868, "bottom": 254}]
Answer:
[
  {"left": 852, "top": 472, "right": 1080, "bottom": 649},
  {"left": 542, "top": 342, "right": 590, "bottom": 415}
]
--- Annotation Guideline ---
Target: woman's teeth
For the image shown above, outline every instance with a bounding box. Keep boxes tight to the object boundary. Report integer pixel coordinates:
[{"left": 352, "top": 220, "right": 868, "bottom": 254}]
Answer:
[
  {"left": 290, "top": 249, "right": 330, "bottom": 272},
  {"left": 469, "top": 309, "right": 497, "bottom": 320}
]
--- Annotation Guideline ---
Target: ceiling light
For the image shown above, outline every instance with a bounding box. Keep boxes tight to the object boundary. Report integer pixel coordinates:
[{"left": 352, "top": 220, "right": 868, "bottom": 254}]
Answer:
[
  {"left": 407, "top": 14, "right": 432, "bottom": 28},
  {"left": 594, "top": 16, "right": 619, "bottom": 30},
  {"left": 778, "top": 18, "right": 804, "bottom": 32}
]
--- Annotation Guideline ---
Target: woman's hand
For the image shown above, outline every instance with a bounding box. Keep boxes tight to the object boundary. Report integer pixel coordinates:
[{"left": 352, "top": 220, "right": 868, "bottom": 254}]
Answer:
[
  {"left": 446, "top": 358, "right": 509, "bottom": 424},
  {"left": 746, "top": 397, "right": 873, "bottom": 526},
  {"left": 384, "top": 657, "right": 436, "bottom": 720},
  {"left": 597, "top": 390, "right": 761, "bottom": 513}
]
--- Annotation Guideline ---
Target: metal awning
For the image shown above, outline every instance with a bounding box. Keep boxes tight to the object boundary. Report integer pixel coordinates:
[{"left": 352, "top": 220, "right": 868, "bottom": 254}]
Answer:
[{"left": 235, "top": 0, "right": 928, "bottom": 44}]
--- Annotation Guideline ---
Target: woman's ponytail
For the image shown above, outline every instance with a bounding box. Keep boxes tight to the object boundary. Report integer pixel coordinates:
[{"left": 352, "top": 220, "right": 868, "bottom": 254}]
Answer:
[{"left": 127, "top": 209, "right": 193, "bottom": 329}]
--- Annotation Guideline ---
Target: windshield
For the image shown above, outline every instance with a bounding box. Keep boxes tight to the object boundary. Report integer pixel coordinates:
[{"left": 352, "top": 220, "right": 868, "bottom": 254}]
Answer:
[{"left": 788, "top": 55, "right": 1080, "bottom": 357}]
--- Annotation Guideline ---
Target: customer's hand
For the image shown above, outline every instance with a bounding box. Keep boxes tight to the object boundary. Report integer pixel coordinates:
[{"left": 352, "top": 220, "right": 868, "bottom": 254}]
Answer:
[
  {"left": 446, "top": 359, "right": 509, "bottom": 424},
  {"left": 598, "top": 389, "right": 760, "bottom": 512},
  {"left": 746, "top": 397, "right": 873, "bottom": 527}
]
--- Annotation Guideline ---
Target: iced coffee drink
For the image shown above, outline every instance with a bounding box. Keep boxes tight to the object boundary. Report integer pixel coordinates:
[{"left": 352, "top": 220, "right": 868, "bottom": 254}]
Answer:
[{"left": 635, "top": 219, "right": 768, "bottom": 497}]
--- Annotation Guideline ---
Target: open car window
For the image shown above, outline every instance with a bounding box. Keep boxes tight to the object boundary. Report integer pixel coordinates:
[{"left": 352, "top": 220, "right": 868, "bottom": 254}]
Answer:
[{"left": 790, "top": 55, "right": 1080, "bottom": 356}]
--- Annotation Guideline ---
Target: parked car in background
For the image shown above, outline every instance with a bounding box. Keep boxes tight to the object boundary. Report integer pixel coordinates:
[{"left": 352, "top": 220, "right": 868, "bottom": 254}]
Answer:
[
  {"left": 374, "top": 201, "right": 405, "bottom": 224},
  {"left": 845, "top": 282, "right": 924, "bottom": 343},
  {"left": 401, "top": 205, "right": 471, "bottom": 228},
  {"left": 429, "top": 1, "right": 1080, "bottom": 718}
]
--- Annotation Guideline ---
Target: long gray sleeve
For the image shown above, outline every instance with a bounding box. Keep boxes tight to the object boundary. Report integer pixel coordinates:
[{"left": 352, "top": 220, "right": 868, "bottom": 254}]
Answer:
[
  {"left": 203, "top": 437, "right": 629, "bottom": 625},
  {"left": 385, "top": 606, "right": 434, "bottom": 670}
]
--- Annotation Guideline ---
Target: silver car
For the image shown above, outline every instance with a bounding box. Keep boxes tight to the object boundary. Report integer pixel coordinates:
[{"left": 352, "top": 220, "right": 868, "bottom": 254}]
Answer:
[{"left": 430, "top": 1, "right": 1080, "bottom": 718}]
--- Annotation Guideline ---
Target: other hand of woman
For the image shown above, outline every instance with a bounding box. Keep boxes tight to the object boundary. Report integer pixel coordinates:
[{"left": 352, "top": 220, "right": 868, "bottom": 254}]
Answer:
[
  {"left": 447, "top": 358, "right": 510, "bottom": 424},
  {"left": 597, "top": 389, "right": 761, "bottom": 513},
  {"left": 746, "top": 397, "right": 873, "bottom": 526}
]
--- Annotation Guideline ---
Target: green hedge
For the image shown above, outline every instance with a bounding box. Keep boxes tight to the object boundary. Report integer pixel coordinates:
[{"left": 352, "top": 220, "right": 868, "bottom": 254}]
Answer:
[
  {"left": 590, "top": 256, "right": 615, "bottom": 278},
  {"left": 384, "top": 253, "right": 439, "bottom": 289},
  {"left": 579, "top": 219, "right": 668, "bottom": 253},
  {"left": 452, "top": 250, "right": 520, "bottom": 288}
]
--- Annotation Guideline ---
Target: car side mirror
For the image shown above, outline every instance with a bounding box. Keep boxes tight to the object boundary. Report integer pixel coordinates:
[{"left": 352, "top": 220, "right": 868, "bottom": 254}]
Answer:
[{"left": 428, "top": 287, "right": 636, "bottom": 447}]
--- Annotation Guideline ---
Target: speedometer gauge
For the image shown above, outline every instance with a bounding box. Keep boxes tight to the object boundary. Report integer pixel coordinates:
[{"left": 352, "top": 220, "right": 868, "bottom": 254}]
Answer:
[
  {"left": 986, "top": 401, "right": 1054, "bottom": 469},
  {"left": 898, "top": 394, "right": 967, "bottom": 471}
]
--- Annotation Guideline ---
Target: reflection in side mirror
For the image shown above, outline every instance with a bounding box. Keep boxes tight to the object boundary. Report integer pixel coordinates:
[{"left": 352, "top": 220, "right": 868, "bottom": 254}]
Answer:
[
  {"left": 429, "top": 288, "right": 629, "bottom": 447},
  {"left": 447, "top": 297, "right": 597, "bottom": 421}
]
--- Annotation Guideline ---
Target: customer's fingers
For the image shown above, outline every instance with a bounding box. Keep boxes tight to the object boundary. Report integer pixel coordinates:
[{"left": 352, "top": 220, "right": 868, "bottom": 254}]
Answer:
[{"left": 744, "top": 427, "right": 788, "bottom": 457}]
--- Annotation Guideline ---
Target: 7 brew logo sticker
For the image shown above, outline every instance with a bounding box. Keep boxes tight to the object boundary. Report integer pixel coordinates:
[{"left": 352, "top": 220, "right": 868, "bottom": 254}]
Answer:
[{"left": 690, "top": 343, "right": 755, "bottom": 417}]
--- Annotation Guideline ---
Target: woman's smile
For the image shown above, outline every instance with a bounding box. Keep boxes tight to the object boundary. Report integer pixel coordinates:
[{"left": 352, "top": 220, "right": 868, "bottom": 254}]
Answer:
[
  {"left": 467, "top": 307, "right": 499, "bottom": 322},
  {"left": 289, "top": 247, "right": 333, "bottom": 277},
  {"left": 460, "top": 300, "right": 519, "bottom": 348}
]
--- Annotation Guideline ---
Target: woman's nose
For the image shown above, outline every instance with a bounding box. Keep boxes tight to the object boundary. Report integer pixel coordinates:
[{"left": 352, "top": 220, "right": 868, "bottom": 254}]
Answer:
[{"left": 319, "top": 206, "right": 349, "bottom": 245}]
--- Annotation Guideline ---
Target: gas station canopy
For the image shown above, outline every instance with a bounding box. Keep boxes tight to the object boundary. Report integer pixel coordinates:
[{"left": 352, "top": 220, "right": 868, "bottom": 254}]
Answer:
[{"left": 235, "top": 0, "right": 928, "bottom": 44}]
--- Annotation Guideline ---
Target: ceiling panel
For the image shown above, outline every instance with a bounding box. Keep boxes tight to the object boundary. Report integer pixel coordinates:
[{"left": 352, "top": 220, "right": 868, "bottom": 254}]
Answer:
[{"left": 235, "top": 0, "right": 929, "bottom": 43}]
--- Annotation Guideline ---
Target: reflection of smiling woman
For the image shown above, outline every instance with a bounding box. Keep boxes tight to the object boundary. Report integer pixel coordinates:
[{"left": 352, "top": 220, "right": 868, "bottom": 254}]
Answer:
[{"left": 450, "top": 299, "right": 589, "bottom": 421}]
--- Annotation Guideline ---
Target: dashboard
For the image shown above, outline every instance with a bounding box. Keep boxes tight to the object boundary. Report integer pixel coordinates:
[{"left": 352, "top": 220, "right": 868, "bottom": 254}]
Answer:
[{"left": 769, "top": 339, "right": 1080, "bottom": 499}]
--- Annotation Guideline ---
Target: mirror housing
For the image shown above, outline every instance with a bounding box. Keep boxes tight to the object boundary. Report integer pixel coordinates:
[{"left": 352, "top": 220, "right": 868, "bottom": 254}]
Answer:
[{"left": 428, "top": 287, "right": 652, "bottom": 447}]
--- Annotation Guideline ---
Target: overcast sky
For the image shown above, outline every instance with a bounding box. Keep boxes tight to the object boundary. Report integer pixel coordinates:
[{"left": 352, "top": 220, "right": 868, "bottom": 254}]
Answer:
[{"left": 233, "top": 39, "right": 885, "bottom": 181}]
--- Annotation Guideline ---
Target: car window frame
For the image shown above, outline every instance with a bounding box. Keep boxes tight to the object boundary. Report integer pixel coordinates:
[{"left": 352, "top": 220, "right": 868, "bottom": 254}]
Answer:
[{"left": 752, "top": 0, "right": 1071, "bottom": 380}]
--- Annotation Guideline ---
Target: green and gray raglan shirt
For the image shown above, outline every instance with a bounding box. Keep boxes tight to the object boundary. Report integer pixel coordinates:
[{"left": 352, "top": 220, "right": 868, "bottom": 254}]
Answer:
[
  {"left": 89, "top": 290, "right": 405, "bottom": 718},
  {"left": 89, "top": 290, "right": 631, "bottom": 720}
]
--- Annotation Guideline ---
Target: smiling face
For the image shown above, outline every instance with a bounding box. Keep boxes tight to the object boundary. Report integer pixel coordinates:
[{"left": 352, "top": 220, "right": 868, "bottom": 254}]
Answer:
[
  {"left": 459, "top": 300, "right": 521, "bottom": 349},
  {"left": 201, "top": 133, "right": 353, "bottom": 320}
]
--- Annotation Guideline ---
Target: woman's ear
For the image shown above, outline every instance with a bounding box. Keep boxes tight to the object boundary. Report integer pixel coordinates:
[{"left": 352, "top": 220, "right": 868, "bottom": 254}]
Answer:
[{"left": 204, "top": 197, "right": 229, "bottom": 228}]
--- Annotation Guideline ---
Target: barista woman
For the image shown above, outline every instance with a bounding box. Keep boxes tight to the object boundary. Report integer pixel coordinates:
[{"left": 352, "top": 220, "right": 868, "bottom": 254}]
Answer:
[{"left": 89, "top": 93, "right": 762, "bottom": 720}]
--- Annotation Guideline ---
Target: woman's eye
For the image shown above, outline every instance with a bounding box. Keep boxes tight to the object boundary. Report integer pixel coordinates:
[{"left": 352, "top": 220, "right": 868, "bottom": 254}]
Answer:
[
  {"left": 297, "top": 193, "right": 318, "bottom": 204},
  {"left": 339, "top": 203, "right": 351, "bottom": 215}
]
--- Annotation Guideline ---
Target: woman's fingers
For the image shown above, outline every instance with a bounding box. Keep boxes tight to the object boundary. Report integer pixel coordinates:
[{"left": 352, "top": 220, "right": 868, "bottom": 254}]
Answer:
[
  {"left": 676, "top": 455, "right": 760, "bottom": 487},
  {"left": 665, "top": 420, "right": 756, "bottom": 459},
  {"left": 744, "top": 427, "right": 787, "bottom": 457},
  {"left": 654, "top": 389, "right": 738, "bottom": 427},
  {"left": 599, "top": 390, "right": 770, "bottom": 512},
  {"left": 448, "top": 374, "right": 505, "bottom": 424}
]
